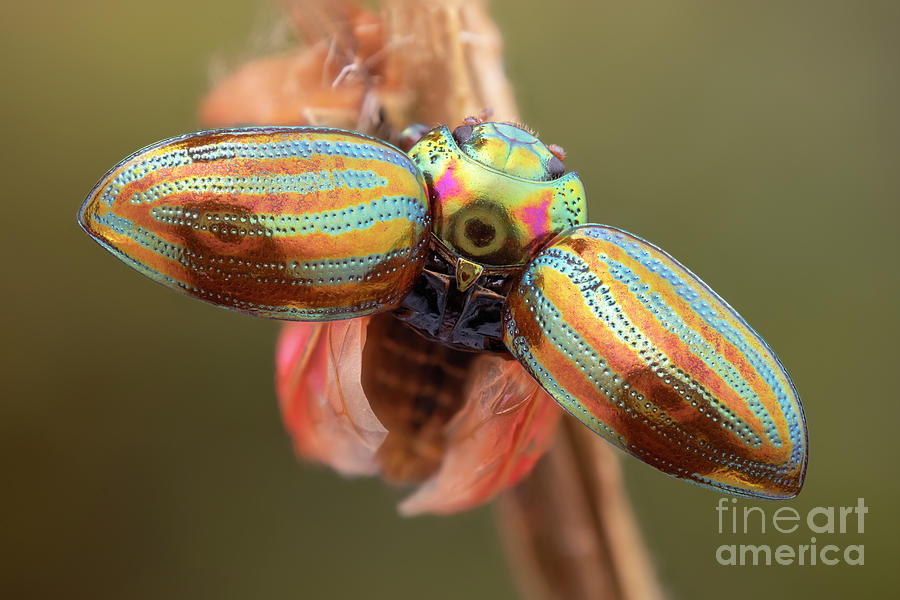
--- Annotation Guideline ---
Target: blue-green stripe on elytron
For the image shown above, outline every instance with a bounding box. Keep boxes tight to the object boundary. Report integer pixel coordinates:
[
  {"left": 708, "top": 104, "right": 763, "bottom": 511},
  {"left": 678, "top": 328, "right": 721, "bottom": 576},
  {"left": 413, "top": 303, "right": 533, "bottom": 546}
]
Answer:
[
  {"left": 103, "top": 240, "right": 418, "bottom": 319},
  {"left": 503, "top": 316, "right": 627, "bottom": 448},
  {"left": 128, "top": 171, "right": 389, "bottom": 204},
  {"left": 524, "top": 249, "right": 768, "bottom": 450},
  {"left": 505, "top": 309, "right": 788, "bottom": 482},
  {"left": 186, "top": 136, "right": 418, "bottom": 172},
  {"left": 595, "top": 251, "right": 781, "bottom": 446},
  {"left": 585, "top": 227, "right": 804, "bottom": 467},
  {"left": 508, "top": 262, "right": 797, "bottom": 483},
  {"left": 100, "top": 128, "right": 417, "bottom": 208},
  {"left": 95, "top": 197, "right": 427, "bottom": 285},
  {"left": 147, "top": 195, "right": 429, "bottom": 237}
]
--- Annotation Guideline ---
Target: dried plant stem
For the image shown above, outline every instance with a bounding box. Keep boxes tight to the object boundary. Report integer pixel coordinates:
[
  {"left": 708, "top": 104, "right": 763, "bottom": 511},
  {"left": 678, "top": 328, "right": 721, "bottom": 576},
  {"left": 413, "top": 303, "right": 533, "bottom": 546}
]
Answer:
[
  {"left": 495, "top": 417, "right": 664, "bottom": 600},
  {"left": 392, "top": 5, "right": 668, "bottom": 595},
  {"left": 380, "top": 0, "right": 519, "bottom": 126}
]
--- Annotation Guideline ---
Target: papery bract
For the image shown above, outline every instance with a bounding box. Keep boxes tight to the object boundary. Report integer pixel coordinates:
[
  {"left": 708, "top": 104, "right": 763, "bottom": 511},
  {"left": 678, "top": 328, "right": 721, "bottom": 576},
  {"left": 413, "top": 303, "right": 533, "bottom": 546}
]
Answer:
[
  {"left": 202, "top": 4, "right": 385, "bottom": 131},
  {"left": 399, "top": 354, "right": 561, "bottom": 515},
  {"left": 277, "top": 318, "right": 387, "bottom": 475},
  {"left": 276, "top": 316, "right": 562, "bottom": 514}
]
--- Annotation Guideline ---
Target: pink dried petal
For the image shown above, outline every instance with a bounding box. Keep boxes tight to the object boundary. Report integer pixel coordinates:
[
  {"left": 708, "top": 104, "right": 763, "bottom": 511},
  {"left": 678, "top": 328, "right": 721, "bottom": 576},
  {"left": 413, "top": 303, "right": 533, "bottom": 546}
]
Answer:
[
  {"left": 276, "top": 318, "right": 387, "bottom": 476},
  {"left": 200, "top": 48, "right": 369, "bottom": 129},
  {"left": 277, "top": 316, "right": 562, "bottom": 514},
  {"left": 398, "top": 356, "right": 562, "bottom": 516}
]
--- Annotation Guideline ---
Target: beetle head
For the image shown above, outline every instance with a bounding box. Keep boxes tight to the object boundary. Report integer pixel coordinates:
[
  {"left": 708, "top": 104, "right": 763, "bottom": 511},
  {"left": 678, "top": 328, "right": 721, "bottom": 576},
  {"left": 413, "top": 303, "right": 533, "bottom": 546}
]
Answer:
[{"left": 451, "top": 122, "right": 566, "bottom": 182}]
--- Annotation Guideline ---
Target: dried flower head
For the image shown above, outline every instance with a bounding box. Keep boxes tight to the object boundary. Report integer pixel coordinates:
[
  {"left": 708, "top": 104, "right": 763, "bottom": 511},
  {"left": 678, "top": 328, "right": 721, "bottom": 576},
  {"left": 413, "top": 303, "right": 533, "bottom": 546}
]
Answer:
[{"left": 201, "top": 0, "right": 559, "bottom": 515}]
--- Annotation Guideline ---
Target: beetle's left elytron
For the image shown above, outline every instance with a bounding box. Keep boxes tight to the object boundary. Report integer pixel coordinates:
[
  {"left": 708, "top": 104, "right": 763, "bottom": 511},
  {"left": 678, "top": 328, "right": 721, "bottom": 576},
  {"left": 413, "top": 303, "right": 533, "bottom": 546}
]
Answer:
[{"left": 79, "top": 119, "right": 808, "bottom": 499}]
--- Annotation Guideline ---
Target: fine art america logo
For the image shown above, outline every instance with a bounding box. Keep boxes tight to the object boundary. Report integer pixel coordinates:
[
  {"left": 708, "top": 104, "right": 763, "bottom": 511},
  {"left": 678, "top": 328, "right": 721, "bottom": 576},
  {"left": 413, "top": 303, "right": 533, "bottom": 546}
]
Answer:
[{"left": 715, "top": 498, "right": 867, "bottom": 566}]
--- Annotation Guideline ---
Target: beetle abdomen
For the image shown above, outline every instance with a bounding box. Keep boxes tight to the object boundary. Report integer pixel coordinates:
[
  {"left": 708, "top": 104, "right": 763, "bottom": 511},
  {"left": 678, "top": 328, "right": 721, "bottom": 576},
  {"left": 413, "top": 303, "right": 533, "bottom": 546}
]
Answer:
[
  {"left": 503, "top": 225, "right": 808, "bottom": 498},
  {"left": 79, "top": 127, "right": 430, "bottom": 320}
]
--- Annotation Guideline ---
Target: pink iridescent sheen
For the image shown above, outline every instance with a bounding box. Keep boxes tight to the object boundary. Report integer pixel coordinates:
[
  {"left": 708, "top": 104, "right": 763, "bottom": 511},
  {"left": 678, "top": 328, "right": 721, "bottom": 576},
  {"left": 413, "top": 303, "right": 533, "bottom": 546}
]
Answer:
[
  {"left": 276, "top": 319, "right": 562, "bottom": 515},
  {"left": 513, "top": 195, "right": 554, "bottom": 240},
  {"left": 434, "top": 166, "right": 464, "bottom": 204}
]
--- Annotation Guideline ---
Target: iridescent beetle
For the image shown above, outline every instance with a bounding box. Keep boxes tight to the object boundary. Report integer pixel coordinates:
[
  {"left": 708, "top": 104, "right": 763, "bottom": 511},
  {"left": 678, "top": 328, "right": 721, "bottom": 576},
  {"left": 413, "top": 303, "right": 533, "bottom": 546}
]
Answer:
[{"left": 79, "top": 119, "right": 808, "bottom": 499}]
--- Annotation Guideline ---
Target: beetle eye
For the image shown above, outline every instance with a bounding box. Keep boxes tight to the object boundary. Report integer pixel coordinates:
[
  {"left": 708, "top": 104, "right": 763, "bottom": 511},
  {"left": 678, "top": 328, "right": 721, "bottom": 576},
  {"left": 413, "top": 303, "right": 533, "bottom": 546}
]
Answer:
[
  {"left": 548, "top": 155, "right": 565, "bottom": 180},
  {"left": 452, "top": 125, "right": 473, "bottom": 146}
]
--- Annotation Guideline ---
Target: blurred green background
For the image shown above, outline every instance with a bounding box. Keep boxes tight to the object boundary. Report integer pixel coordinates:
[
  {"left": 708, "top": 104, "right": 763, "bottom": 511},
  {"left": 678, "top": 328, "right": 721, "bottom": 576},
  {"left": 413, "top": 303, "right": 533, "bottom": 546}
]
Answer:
[{"left": 2, "top": 0, "right": 898, "bottom": 598}]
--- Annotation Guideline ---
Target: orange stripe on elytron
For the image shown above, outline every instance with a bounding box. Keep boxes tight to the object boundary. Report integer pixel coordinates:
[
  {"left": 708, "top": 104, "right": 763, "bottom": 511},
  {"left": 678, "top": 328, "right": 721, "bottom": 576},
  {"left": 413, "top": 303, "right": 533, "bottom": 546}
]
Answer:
[
  {"left": 528, "top": 265, "right": 764, "bottom": 464},
  {"left": 116, "top": 161, "right": 418, "bottom": 207},
  {"left": 109, "top": 226, "right": 428, "bottom": 284},
  {"left": 572, "top": 249, "right": 775, "bottom": 450},
  {"left": 596, "top": 239, "right": 783, "bottom": 436},
  {"left": 503, "top": 225, "right": 807, "bottom": 499},
  {"left": 581, "top": 227, "right": 805, "bottom": 467},
  {"left": 80, "top": 127, "right": 431, "bottom": 321},
  {"left": 505, "top": 278, "right": 754, "bottom": 486},
  {"left": 121, "top": 208, "right": 424, "bottom": 262},
  {"left": 578, "top": 248, "right": 792, "bottom": 462},
  {"left": 507, "top": 268, "right": 798, "bottom": 492},
  {"left": 91, "top": 210, "right": 429, "bottom": 312}
]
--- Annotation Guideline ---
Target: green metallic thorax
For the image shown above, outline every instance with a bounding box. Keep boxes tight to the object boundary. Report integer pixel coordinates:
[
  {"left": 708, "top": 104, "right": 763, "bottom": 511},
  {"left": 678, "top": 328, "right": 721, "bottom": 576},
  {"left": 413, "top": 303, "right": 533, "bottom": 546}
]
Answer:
[{"left": 408, "top": 123, "right": 586, "bottom": 267}]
